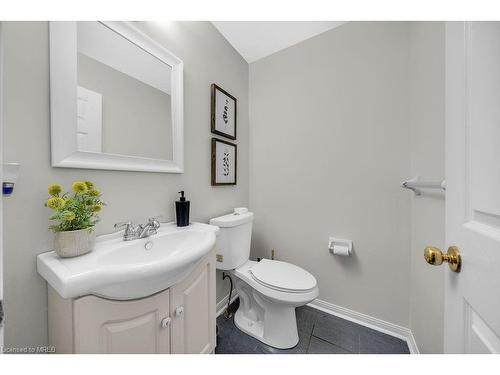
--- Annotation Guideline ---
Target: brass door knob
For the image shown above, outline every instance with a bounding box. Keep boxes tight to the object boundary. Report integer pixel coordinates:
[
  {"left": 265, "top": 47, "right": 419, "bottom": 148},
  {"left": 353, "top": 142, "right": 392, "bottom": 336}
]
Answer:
[{"left": 424, "top": 246, "right": 462, "bottom": 273}]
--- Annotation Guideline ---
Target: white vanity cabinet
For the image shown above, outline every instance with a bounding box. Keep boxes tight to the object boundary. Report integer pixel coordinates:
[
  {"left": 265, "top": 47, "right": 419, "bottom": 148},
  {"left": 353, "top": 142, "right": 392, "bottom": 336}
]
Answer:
[
  {"left": 73, "top": 288, "right": 171, "bottom": 354},
  {"left": 170, "top": 251, "right": 216, "bottom": 354},
  {"left": 48, "top": 251, "right": 216, "bottom": 354}
]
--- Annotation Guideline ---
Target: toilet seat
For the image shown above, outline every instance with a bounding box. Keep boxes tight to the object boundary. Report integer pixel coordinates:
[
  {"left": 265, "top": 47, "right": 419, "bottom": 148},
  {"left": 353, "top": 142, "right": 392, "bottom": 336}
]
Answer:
[{"left": 249, "top": 259, "right": 317, "bottom": 293}]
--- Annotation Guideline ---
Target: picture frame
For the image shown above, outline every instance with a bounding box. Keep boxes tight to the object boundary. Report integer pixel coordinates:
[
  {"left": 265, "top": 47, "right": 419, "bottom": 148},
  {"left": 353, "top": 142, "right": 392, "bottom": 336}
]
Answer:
[
  {"left": 211, "top": 138, "right": 237, "bottom": 186},
  {"left": 211, "top": 83, "right": 237, "bottom": 140}
]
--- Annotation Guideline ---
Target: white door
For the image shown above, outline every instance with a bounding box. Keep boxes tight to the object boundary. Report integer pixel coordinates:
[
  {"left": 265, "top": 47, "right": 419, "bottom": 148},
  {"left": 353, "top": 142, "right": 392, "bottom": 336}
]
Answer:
[{"left": 445, "top": 21, "right": 500, "bottom": 353}]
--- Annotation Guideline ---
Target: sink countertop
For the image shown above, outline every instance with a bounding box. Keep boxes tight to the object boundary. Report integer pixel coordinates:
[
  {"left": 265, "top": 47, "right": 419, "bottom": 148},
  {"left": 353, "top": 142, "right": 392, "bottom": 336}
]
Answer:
[{"left": 37, "top": 222, "right": 219, "bottom": 300}]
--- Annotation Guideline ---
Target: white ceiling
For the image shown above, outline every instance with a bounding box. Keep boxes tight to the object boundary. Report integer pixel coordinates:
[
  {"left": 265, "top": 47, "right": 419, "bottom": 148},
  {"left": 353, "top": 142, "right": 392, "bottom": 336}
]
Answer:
[{"left": 211, "top": 21, "right": 346, "bottom": 63}]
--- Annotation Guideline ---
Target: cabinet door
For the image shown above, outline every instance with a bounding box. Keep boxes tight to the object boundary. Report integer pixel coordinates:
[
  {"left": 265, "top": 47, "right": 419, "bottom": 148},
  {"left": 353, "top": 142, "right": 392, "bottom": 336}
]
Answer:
[
  {"left": 74, "top": 288, "right": 170, "bottom": 354},
  {"left": 170, "top": 252, "right": 216, "bottom": 354}
]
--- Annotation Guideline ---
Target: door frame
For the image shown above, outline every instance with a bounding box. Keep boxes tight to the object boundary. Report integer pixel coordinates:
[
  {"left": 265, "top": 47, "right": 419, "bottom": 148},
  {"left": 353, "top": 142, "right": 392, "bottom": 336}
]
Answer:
[{"left": 0, "top": 20, "right": 5, "bottom": 350}]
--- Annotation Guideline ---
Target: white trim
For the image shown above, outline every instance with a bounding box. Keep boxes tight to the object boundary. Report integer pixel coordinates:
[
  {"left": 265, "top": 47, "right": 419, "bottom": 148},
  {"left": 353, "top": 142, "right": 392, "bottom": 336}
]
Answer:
[
  {"left": 405, "top": 330, "right": 420, "bottom": 355},
  {"left": 49, "top": 21, "right": 184, "bottom": 173},
  {"left": 216, "top": 292, "right": 239, "bottom": 318},
  {"left": 307, "top": 299, "right": 420, "bottom": 354}
]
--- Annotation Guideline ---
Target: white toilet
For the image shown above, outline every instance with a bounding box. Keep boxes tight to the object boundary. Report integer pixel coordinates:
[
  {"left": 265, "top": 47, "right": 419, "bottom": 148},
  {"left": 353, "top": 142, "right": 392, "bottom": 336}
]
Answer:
[{"left": 210, "top": 208, "right": 319, "bottom": 349}]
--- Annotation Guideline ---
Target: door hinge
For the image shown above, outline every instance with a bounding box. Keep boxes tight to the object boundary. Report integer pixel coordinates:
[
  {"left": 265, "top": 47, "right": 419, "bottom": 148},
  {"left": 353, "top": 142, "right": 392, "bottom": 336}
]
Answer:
[{"left": 0, "top": 300, "right": 4, "bottom": 325}]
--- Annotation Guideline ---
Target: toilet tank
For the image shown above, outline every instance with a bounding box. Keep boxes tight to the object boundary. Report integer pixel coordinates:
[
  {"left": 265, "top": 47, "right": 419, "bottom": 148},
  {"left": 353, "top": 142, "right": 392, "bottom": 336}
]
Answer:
[{"left": 209, "top": 208, "right": 254, "bottom": 270}]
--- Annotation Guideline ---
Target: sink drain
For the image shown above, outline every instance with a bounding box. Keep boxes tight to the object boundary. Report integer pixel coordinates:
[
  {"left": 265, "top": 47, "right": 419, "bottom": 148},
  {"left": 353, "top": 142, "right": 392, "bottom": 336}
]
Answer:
[{"left": 144, "top": 241, "right": 153, "bottom": 251}]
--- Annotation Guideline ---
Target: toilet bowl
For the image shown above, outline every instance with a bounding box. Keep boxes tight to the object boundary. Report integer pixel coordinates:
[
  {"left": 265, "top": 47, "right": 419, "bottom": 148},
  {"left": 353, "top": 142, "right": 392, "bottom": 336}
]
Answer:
[
  {"left": 232, "top": 259, "right": 319, "bottom": 349},
  {"left": 210, "top": 208, "right": 319, "bottom": 349}
]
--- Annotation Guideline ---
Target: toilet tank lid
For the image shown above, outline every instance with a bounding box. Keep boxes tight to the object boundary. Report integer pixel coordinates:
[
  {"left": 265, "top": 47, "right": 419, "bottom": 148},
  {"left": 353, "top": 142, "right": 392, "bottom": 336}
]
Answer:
[{"left": 209, "top": 209, "right": 254, "bottom": 228}]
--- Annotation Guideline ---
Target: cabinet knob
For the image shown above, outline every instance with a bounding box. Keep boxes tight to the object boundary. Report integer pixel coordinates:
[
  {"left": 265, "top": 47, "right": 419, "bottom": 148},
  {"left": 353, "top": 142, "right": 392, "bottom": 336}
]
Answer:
[
  {"left": 175, "top": 306, "right": 184, "bottom": 316},
  {"left": 161, "top": 317, "right": 171, "bottom": 328}
]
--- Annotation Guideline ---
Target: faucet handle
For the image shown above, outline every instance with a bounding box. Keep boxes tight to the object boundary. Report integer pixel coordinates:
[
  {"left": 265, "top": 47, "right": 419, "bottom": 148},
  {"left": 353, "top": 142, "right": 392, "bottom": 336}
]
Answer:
[
  {"left": 148, "top": 217, "right": 161, "bottom": 230},
  {"left": 114, "top": 221, "right": 133, "bottom": 230},
  {"left": 114, "top": 221, "right": 137, "bottom": 241}
]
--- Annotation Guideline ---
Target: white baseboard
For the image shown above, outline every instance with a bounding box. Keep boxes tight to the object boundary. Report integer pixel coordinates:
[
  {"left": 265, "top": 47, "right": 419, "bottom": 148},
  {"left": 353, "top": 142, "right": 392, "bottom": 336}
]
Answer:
[
  {"left": 405, "top": 331, "right": 419, "bottom": 355},
  {"left": 216, "top": 292, "right": 239, "bottom": 318},
  {"left": 307, "top": 299, "right": 420, "bottom": 354}
]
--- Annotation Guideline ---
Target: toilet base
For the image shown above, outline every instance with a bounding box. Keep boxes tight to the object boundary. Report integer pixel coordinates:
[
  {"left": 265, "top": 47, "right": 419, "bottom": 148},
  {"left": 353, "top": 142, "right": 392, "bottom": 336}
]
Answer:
[{"left": 233, "top": 279, "right": 299, "bottom": 349}]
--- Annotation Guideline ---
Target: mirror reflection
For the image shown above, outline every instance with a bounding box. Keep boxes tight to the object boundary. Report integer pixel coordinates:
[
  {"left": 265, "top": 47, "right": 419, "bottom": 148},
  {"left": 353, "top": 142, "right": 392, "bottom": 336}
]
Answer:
[{"left": 76, "top": 22, "right": 173, "bottom": 160}]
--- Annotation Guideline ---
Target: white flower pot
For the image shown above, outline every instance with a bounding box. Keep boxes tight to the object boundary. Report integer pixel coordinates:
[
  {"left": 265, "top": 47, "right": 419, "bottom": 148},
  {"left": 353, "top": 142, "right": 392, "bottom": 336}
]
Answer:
[{"left": 54, "top": 228, "right": 96, "bottom": 258}]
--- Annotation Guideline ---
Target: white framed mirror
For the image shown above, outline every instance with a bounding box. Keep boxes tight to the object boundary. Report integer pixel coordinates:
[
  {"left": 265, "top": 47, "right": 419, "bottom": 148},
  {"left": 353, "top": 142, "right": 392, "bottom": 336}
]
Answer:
[{"left": 49, "top": 21, "right": 184, "bottom": 173}]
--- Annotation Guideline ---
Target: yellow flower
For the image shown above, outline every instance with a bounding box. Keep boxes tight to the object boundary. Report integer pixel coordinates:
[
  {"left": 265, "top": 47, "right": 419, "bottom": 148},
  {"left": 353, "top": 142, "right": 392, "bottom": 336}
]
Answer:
[
  {"left": 72, "top": 181, "right": 88, "bottom": 193},
  {"left": 84, "top": 181, "right": 94, "bottom": 189},
  {"left": 88, "top": 189, "right": 101, "bottom": 197},
  {"left": 46, "top": 197, "right": 66, "bottom": 210},
  {"left": 48, "top": 184, "right": 63, "bottom": 196},
  {"left": 61, "top": 211, "right": 76, "bottom": 221},
  {"left": 92, "top": 204, "right": 103, "bottom": 213}
]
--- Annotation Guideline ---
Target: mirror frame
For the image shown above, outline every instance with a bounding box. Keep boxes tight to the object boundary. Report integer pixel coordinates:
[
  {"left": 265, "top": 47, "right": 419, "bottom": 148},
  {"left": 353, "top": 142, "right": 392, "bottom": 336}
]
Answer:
[{"left": 49, "top": 21, "right": 184, "bottom": 173}]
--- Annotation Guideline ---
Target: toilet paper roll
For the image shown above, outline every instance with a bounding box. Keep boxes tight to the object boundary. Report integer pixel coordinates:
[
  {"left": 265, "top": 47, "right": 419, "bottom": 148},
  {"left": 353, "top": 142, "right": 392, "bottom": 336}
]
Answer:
[{"left": 333, "top": 245, "right": 351, "bottom": 256}]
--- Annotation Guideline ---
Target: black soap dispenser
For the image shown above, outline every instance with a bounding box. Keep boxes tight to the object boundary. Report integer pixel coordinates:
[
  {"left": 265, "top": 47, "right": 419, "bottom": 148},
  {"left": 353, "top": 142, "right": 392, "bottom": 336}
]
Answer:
[{"left": 175, "top": 191, "right": 190, "bottom": 227}]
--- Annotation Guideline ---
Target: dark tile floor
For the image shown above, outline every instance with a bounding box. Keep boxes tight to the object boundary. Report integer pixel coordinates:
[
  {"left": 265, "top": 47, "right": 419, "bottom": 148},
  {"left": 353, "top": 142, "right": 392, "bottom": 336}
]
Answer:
[{"left": 216, "top": 299, "right": 410, "bottom": 354}]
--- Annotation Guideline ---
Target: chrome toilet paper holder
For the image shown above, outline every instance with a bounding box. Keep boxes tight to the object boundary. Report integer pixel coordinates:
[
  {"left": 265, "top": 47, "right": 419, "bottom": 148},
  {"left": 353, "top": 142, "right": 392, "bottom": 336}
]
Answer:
[{"left": 328, "top": 237, "right": 353, "bottom": 256}]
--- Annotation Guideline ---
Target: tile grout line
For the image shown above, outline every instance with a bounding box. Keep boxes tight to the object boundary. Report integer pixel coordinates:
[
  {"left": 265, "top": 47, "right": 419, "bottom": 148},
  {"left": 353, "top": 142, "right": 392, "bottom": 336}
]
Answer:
[
  {"left": 305, "top": 320, "right": 316, "bottom": 354},
  {"left": 309, "top": 331, "right": 355, "bottom": 354},
  {"left": 309, "top": 334, "right": 355, "bottom": 354}
]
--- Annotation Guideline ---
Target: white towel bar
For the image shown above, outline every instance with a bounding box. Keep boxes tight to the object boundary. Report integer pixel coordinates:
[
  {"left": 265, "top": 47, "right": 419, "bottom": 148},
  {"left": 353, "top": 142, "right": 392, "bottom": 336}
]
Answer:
[{"left": 402, "top": 176, "right": 446, "bottom": 196}]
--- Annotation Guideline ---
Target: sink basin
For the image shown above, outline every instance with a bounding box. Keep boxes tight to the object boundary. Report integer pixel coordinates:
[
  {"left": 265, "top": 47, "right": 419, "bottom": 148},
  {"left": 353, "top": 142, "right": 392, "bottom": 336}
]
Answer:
[{"left": 37, "top": 222, "right": 219, "bottom": 300}]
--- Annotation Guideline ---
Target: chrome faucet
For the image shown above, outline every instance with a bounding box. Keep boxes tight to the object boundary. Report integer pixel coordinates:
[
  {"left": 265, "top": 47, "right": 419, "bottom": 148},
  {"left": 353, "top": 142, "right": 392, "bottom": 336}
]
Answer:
[
  {"left": 137, "top": 218, "right": 161, "bottom": 239},
  {"left": 114, "top": 218, "right": 161, "bottom": 241},
  {"left": 114, "top": 221, "right": 137, "bottom": 241}
]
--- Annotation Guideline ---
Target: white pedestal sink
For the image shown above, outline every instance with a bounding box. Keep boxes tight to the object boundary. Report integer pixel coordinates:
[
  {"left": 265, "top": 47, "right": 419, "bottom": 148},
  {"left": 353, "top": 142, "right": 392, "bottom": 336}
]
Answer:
[{"left": 37, "top": 222, "right": 219, "bottom": 300}]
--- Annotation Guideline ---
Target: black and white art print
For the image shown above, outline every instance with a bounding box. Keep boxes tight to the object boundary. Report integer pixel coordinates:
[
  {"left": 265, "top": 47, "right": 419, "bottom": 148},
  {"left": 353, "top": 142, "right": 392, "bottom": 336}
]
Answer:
[
  {"left": 211, "top": 84, "right": 237, "bottom": 140},
  {"left": 211, "top": 138, "right": 237, "bottom": 185}
]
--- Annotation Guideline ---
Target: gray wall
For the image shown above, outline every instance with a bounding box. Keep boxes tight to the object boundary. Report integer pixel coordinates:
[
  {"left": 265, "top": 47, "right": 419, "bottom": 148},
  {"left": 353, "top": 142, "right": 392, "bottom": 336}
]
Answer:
[
  {"left": 249, "top": 22, "right": 412, "bottom": 327},
  {"left": 249, "top": 21, "right": 446, "bottom": 348},
  {"left": 408, "top": 22, "right": 445, "bottom": 353},
  {"left": 1, "top": 21, "right": 248, "bottom": 348}
]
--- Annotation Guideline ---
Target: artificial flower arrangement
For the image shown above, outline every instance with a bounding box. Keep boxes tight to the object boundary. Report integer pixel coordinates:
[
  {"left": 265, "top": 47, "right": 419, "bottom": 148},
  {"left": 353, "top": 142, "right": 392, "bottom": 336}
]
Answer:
[{"left": 45, "top": 181, "right": 105, "bottom": 257}]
